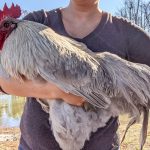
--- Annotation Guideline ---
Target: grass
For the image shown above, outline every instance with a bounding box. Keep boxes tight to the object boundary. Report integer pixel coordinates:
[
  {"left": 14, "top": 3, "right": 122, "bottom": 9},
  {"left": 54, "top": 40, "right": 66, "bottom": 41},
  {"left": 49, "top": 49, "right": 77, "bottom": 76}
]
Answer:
[{"left": 119, "top": 115, "right": 150, "bottom": 150}]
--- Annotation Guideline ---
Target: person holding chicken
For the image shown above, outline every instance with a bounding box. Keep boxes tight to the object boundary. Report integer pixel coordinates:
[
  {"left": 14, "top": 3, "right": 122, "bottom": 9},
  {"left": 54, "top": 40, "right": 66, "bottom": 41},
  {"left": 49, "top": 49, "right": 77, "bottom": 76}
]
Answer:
[{"left": 0, "top": 0, "right": 150, "bottom": 150}]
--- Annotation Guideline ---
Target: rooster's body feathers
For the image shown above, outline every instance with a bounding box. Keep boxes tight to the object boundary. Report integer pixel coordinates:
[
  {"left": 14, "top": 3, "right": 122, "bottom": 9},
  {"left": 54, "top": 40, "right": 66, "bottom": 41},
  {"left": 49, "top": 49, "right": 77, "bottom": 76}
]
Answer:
[{"left": 0, "top": 20, "right": 150, "bottom": 150}]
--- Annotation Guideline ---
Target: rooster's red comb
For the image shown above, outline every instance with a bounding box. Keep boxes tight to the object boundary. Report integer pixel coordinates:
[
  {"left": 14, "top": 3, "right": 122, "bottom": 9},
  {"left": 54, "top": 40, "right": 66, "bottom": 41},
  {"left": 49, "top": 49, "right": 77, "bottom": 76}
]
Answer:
[{"left": 0, "top": 3, "right": 21, "bottom": 21}]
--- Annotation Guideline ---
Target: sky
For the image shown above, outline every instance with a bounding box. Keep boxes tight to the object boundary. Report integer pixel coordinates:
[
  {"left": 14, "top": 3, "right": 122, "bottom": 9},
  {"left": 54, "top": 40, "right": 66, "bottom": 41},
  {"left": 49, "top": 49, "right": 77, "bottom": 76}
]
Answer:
[{"left": 0, "top": 0, "right": 123, "bottom": 15}]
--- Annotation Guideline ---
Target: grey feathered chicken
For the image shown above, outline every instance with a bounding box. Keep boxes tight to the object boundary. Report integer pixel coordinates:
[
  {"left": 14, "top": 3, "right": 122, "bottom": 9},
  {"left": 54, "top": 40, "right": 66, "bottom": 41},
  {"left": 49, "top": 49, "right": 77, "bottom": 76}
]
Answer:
[{"left": 0, "top": 4, "right": 150, "bottom": 150}]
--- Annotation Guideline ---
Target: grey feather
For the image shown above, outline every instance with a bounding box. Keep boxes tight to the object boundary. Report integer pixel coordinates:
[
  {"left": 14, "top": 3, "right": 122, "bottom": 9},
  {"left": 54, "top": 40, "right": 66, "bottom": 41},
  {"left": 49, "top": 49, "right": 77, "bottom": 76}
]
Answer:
[{"left": 1, "top": 19, "right": 150, "bottom": 150}]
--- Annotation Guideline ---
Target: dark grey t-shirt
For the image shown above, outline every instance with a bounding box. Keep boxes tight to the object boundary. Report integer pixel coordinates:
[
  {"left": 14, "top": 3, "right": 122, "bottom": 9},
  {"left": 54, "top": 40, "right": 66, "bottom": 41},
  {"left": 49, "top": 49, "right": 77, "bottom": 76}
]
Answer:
[{"left": 19, "top": 8, "right": 150, "bottom": 150}]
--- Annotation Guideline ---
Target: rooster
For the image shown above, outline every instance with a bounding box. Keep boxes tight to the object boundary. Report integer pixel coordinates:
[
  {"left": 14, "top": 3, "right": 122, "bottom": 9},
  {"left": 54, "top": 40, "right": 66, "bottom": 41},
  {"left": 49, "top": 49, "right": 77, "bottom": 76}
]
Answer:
[{"left": 0, "top": 3, "right": 150, "bottom": 150}]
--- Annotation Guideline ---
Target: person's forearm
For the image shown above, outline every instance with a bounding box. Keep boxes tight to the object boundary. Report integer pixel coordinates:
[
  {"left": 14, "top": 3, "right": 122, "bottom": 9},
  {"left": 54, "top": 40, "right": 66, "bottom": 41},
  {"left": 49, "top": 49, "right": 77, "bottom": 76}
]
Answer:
[
  {"left": 0, "top": 77, "right": 85, "bottom": 106},
  {"left": 0, "top": 77, "right": 60, "bottom": 98}
]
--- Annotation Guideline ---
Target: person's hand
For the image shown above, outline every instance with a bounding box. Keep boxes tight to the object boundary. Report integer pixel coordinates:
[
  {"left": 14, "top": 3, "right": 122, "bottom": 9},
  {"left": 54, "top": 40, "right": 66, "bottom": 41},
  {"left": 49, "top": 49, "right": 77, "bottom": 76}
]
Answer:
[
  {"left": 61, "top": 92, "right": 85, "bottom": 106},
  {"left": 48, "top": 83, "right": 85, "bottom": 106}
]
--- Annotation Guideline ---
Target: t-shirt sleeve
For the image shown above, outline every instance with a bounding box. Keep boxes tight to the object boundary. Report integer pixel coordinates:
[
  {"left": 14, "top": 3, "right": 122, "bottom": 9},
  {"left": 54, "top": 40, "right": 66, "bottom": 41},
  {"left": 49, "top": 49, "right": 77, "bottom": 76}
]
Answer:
[
  {"left": 125, "top": 20, "right": 150, "bottom": 66},
  {"left": 23, "top": 9, "right": 46, "bottom": 23}
]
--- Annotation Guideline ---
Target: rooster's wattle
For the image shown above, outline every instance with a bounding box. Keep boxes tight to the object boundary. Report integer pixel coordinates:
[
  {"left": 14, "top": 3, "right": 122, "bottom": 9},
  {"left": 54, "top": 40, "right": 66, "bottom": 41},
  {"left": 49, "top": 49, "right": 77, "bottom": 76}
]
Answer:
[{"left": 0, "top": 3, "right": 150, "bottom": 150}]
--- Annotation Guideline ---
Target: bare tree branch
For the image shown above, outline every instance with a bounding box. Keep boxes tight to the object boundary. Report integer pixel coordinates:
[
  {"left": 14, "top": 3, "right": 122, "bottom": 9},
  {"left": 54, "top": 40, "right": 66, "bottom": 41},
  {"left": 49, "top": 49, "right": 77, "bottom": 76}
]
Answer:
[{"left": 116, "top": 0, "right": 150, "bottom": 32}]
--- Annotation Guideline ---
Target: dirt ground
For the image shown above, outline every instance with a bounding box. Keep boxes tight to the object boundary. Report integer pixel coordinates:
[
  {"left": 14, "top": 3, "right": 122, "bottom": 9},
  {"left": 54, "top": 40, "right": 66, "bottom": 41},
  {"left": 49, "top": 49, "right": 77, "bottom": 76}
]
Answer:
[
  {"left": 0, "top": 116, "right": 150, "bottom": 150},
  {"left": 0, "top": 128, "right": 20, "bottom": 150}
]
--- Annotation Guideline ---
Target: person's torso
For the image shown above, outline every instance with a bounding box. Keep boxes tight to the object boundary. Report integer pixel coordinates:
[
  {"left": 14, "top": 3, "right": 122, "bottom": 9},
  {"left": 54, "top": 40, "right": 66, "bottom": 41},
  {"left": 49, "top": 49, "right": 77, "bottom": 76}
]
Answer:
[{"left": 20, "top": 8, "right": 129, "bottom": 150}]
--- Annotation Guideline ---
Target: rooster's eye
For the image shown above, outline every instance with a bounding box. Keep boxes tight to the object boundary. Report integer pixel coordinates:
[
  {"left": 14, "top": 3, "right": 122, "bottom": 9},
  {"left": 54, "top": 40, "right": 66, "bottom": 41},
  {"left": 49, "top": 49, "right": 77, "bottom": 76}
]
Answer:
[{"left": 4, "top": 22, "right": 10, "bottom": 28}]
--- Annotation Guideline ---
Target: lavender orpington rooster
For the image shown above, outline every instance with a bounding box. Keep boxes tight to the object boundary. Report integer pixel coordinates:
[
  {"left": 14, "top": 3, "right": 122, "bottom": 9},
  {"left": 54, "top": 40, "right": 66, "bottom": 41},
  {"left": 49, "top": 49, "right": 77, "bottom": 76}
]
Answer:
[{"left": 0, "top": 3, "right": 150, "bottom": 150}]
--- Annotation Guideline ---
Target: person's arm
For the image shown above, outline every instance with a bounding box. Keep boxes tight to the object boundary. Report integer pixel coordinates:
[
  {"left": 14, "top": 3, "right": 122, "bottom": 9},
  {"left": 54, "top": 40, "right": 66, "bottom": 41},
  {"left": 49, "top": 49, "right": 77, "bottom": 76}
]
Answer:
[
  {"left": 0, "top": 10, "right": 85, "bottom": 106},
  {"left": 124, "top": 20, "right": 150, "bottom": 66},
  {"left": 0, "top": 76, "right": 84, "bottom": 106}
]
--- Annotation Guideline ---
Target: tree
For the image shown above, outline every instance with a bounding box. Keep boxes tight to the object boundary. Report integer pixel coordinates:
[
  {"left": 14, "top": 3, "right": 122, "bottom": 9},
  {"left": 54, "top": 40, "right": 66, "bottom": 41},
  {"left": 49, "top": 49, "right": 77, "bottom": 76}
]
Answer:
[
  {"left": 116, "top": 0, "right": 150, "bottom": 32},
  {"left": 21, "top": 9, "right": 28, "bottom": 18}
]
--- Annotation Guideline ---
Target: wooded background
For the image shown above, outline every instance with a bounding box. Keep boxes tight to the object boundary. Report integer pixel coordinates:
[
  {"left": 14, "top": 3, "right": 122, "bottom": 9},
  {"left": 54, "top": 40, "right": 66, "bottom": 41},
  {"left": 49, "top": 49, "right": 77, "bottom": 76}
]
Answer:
[{"left": 116, "top": 0, "right": 150, "bottom": 32}]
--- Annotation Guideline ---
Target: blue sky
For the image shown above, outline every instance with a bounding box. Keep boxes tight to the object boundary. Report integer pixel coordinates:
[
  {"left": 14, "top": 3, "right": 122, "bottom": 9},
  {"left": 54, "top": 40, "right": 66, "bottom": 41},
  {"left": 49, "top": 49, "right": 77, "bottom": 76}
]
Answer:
[{"left": 0, "top": 0, "right": 123, "bottom": 15}]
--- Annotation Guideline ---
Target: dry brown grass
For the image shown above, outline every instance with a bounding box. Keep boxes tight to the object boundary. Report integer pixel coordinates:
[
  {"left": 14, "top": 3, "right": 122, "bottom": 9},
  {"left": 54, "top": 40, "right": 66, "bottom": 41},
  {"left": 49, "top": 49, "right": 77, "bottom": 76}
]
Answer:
[
  {"left": 0, "top": 115, "right": 150, "bottom": 150},
  {"left": 0, "top": 128, "right": 20, "bottom": 150},
  {"left": 119, "top": 115, "right": 150, "bottom": 150}
]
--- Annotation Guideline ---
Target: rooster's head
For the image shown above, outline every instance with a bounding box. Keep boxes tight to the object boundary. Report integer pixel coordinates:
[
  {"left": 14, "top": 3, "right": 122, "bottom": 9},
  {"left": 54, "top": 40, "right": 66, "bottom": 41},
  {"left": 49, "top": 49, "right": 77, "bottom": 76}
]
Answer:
[{"left": 0, "top": 3, "right": 21, "bottom": 50}]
